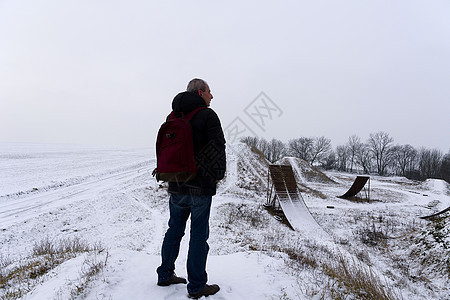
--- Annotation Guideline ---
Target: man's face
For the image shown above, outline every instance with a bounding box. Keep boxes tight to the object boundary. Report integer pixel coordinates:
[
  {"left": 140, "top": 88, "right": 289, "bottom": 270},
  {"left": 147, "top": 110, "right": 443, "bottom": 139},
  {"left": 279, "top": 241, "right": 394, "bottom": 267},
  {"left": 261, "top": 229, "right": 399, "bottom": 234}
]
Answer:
[{"left": 199, "top": 85, "right": 213, "bottom": 107}]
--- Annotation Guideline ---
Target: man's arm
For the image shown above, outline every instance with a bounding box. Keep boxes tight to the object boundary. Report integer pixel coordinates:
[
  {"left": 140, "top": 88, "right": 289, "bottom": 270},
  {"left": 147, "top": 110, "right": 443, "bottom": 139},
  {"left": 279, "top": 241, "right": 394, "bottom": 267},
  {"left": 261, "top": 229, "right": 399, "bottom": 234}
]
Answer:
[{"left": 200, "top": 110, "right": 226, "bottom": 180}]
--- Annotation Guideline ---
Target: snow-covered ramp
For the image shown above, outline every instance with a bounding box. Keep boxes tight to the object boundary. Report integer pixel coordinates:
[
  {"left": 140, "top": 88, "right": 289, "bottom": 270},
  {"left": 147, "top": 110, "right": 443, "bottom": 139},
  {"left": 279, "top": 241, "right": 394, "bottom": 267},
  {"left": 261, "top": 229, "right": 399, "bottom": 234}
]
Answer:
[{"left": 267, "top": 165, "right": 330, "bottom": 241}]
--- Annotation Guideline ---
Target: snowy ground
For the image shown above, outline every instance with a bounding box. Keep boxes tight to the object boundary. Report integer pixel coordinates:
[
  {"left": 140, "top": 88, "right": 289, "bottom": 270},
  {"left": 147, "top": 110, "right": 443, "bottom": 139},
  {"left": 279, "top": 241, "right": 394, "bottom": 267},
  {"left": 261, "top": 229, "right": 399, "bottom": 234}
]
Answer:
[{"left": 1, "top": 143, "right": 449, "bottom": 299}]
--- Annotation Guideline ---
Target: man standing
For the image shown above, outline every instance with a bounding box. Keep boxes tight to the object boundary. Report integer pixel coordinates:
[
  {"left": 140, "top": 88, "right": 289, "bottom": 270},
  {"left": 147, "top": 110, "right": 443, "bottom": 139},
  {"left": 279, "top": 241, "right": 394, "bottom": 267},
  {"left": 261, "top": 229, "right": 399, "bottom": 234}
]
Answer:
[{"left": 156, "top": 78, "right": 226, "bottom": 299}]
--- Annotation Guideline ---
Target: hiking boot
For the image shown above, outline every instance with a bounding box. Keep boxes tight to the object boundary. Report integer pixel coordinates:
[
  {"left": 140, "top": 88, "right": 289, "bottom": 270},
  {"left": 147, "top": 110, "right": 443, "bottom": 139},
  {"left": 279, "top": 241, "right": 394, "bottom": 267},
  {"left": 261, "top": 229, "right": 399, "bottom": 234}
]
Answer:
[
  {"left": 188, "top": 284, "right": 220, "bottom": 299},
  {"left": 157, "top": 275, "right": 187, "bottom": 286}
]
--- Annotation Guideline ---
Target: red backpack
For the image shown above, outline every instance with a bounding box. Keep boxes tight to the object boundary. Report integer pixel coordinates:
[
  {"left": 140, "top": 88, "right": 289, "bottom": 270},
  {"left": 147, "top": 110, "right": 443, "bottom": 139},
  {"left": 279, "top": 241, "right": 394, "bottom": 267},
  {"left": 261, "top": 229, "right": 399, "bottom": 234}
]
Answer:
[{"left": 152, "top": 107, "right": 205, "bottom": 182}]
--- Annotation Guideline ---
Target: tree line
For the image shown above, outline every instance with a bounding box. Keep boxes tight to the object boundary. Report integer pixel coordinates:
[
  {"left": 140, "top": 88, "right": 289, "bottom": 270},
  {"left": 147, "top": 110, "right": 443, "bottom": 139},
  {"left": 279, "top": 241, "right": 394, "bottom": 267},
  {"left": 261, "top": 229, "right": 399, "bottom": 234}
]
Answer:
[{"left": 240, "top": 132, "right": 450, "bottom": 183}]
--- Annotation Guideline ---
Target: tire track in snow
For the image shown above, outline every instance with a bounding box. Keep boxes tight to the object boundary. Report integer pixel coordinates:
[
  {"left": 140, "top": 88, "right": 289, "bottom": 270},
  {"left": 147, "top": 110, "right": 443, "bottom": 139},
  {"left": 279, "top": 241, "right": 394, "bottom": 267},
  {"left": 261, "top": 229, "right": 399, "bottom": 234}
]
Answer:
[{"left": 0, "top": 165, "right": 148, "bottom": 228}]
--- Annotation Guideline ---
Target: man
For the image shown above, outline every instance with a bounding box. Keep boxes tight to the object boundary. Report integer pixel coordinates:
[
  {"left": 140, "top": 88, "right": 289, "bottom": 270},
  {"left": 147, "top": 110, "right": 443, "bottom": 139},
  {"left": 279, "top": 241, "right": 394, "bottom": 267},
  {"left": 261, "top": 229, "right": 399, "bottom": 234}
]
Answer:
[{"left": 156, "top": 78, "right": 226, "bottom": 299}]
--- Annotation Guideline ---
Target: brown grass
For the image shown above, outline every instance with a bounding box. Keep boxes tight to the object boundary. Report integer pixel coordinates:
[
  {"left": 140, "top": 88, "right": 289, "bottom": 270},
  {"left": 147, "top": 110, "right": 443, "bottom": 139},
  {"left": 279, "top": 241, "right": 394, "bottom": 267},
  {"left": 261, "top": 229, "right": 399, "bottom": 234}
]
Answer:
[{"left": 0, "top": 237, "right": 104, "bottom": 300}]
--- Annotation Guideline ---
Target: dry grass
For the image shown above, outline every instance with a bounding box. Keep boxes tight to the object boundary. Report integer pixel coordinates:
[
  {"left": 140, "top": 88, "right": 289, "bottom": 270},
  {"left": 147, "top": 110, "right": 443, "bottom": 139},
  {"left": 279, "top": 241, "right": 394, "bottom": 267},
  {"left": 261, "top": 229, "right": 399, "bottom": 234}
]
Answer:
[
  {"left": 220, "top": 202, "right": 266, "bottom": 229},
  {"left": 0, "top": 237, "right": 105, "bottom": 300},
  {"left": 68, "top": 252, "right": 109, "bottom": 299},
  {"left": 322, "top": 254, "right": 402, "bottom": 300},
  {"left": 409, "top": 213, "right": 450, "bottom": 279},
  {"left": 216, "top": 201, "right": 402, "bottom": 299}
]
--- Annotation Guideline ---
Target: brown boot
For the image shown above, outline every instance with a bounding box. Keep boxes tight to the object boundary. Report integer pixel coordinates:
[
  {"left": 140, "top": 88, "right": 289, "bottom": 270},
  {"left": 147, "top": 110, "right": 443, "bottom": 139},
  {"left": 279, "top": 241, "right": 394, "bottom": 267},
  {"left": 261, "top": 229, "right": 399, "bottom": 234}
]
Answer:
[
  {"left": 188, "top": 284, "right": 220, "bottom": 299},
  {"left": 157, "top": 275, "right": 187, "bottom": 286}
]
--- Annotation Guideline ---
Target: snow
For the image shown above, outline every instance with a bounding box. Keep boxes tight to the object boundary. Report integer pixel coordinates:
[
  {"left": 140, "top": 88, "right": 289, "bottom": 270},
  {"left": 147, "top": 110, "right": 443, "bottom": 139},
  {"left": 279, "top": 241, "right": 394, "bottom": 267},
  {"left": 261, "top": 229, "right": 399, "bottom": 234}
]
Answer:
[{"left": 1, "top": 142, "right": 449, "bottom": 299}]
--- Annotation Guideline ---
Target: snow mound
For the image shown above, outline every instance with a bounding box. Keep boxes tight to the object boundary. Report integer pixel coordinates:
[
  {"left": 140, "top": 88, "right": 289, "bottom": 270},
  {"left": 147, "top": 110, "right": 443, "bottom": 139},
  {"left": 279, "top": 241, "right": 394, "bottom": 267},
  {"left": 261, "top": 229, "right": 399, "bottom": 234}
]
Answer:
[
  {"left": 276, "top": 157, "right": 336, "bottom": 184},
  {"left": 218, "top": 143, "right": 269, "bottom": 199},
  {"left": 421, "top": 178, "right": 450, "bottom": 196}
]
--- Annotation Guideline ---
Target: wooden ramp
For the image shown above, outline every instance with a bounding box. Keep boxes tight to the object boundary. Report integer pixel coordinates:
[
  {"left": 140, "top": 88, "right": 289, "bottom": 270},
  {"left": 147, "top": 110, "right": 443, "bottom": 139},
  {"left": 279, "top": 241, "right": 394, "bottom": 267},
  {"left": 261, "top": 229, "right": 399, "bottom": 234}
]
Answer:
[
  {"left": 266, "top": 165, "right": 329, "bottom": 239},
  {"left": 420, "top": 206, "right": 450, "bottom": 220},
  {"left": 339, "top": 176, "right": 370, "bottom": 200}
]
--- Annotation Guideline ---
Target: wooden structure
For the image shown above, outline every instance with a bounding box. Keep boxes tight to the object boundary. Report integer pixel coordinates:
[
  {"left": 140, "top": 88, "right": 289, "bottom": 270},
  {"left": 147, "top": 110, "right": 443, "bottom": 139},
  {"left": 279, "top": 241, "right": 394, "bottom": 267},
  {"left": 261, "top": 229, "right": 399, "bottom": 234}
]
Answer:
[
  {"left": 420, "top": 206, "right": 450, "bottom": 220},
  {"left": 265, "top": 164, "right": 329, "bottom": 237},
  {"left": 338, "top": 176, "right": 371, "bottom": 200},
  {"left": 265, "top": 165, "right": 304, "bottom": 208}
]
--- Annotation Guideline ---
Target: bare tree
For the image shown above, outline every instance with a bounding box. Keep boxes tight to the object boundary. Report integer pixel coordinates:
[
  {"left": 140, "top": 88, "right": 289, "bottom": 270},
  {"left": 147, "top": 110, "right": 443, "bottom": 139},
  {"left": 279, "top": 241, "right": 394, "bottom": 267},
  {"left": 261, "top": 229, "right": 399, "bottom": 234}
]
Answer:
[
  {"left": 356, "top": 143, "right": 373, "bottom": 174},
  {"left": 322, "top": 151, "right": 337, "bottom": 170},
  {"left": 347, "top": 135, "right": 362, "bottom": 172},
  {"left": 310, "top": 136, "right": 332, "bottom": 165},
  {"left": 368, "top": 132, "right": 394, "bottom": 176},
  {"left": 265, "top": 138, "right": 287, "bottom": 163},
  {"left": 441, "top": 151, "right": 450, "bottom": 183},
  {"left": 419, "top": 148, "right": 443, "bottom": 179},
  {"left": 240, "top": 136, "right": 259, "bottom": 148},
  {"left": 336, "top": 145, "right": 349, "bottom": 171},
  {"left": 391, "top": 144, "right": 417, "bottom": 176},
  {"left": 257, "top": 137, "right": 269, "bottom": 158},
  {"left": 288, "top": 137, "right": 313, "bottom": 162},
  {"left": 240, "top": 136, "right": 267, "bottom": 157},
  {"left": 240, "top": 136, "right": 286, "bottom": 163}
]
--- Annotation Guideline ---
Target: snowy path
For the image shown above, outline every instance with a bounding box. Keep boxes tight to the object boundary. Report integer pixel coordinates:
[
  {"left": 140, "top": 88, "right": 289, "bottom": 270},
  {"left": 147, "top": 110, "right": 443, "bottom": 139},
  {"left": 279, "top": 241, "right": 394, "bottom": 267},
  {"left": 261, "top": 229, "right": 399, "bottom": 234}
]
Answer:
[
  {"left": 0, "top": 164, "right": 148, "bottom": 228},
  {"left": 25, "top": 250, "right": 302, "bottom": 300}
]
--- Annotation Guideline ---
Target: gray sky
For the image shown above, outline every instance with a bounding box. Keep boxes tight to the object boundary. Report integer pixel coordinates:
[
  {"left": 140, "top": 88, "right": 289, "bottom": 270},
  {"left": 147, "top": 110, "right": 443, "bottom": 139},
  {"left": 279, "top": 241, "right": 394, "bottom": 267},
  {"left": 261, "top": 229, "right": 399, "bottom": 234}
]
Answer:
[{"left": 1, "top": 0, "right": 449, "bottom": 152}]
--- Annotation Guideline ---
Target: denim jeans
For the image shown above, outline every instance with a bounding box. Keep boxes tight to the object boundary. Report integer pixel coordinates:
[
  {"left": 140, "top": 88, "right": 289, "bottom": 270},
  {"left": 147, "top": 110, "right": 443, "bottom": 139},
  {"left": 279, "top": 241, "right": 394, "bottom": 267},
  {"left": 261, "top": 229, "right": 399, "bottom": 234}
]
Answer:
[{"left": 157, "top": 193, "right": 212, "bottom": 293}]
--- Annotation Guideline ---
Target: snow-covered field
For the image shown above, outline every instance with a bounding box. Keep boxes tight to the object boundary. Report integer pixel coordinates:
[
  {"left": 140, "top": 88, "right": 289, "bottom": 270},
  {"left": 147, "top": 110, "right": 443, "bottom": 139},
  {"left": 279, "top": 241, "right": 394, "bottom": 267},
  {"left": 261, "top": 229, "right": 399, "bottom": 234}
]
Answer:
[{"left": 1, "top": 142, "right": 449, "bottom": 300}]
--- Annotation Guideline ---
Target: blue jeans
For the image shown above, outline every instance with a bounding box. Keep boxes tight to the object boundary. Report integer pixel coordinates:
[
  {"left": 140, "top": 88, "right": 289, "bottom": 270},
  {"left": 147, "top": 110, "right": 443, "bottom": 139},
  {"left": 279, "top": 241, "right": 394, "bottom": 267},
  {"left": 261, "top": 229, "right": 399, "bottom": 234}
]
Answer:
[{"left": 157, "top": 193, "right": 212, "bottom": 293}]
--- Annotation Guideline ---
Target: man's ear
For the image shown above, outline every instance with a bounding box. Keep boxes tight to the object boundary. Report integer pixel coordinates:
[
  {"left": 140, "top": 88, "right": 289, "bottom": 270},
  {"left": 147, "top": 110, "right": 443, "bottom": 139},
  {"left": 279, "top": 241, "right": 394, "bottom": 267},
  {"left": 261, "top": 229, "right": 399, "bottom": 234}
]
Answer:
[{"left": 198, "top": 90, "right": 202, "bottom": 96}]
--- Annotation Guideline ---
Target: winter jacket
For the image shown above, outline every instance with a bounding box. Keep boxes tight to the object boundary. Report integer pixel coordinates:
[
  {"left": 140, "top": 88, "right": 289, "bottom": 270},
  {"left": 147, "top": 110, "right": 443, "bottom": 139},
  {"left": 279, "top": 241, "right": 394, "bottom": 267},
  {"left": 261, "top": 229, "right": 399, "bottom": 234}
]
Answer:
[{"left": 167, "top": 91, "right": 226, "bottom": 196}]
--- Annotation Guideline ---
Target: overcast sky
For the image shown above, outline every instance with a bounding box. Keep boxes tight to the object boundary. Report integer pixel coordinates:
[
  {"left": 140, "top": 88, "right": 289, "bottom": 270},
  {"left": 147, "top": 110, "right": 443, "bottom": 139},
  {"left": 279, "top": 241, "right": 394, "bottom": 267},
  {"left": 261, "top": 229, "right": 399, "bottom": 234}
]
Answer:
[{"left": 1, "top": 0, "right": 449, "bottom": 152}]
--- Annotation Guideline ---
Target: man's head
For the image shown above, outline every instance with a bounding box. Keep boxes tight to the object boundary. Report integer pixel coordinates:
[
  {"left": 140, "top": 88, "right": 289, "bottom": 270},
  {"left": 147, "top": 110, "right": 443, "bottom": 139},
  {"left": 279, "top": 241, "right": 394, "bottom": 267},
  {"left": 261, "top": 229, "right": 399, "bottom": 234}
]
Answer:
[{"left": 187, "top": 78, "right": 213, "bottom": 107}]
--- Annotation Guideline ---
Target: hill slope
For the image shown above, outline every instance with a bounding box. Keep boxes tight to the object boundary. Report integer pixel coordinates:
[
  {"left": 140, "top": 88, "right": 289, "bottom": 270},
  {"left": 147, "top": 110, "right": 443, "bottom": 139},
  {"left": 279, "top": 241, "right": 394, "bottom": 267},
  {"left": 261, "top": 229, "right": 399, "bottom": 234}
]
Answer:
[{"left": 0, "top": 143, "right": 449, "bottom": 300}]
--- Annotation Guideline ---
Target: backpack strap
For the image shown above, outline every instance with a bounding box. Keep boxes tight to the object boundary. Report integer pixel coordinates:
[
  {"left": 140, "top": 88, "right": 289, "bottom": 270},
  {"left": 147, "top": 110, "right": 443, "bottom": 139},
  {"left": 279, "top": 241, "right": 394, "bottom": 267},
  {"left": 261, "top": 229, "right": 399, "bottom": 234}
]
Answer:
[
  {"left": 168, "top": 107, "right": 206, "bottom": 121},
  {"left": 185, "top": 107, "right": 206, "bottom": 121}
]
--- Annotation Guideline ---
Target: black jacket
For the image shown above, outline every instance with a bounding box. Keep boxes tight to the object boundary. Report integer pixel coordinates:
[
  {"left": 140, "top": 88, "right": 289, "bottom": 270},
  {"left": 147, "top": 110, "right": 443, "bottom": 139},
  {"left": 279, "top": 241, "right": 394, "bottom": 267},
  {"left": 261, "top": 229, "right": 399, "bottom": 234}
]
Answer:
[{"left": 167, "top": 91, "right": 226, "bottom": 196}]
